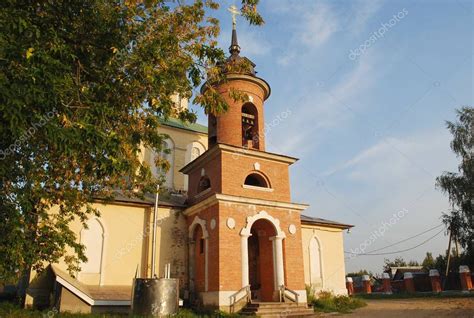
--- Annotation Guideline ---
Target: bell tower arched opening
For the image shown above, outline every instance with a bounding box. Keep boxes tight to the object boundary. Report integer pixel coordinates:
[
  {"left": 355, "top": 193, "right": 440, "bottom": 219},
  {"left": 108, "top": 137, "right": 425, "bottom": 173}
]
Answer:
[{"left": 242, "top": 103, "right": 259, "bottom": 149}]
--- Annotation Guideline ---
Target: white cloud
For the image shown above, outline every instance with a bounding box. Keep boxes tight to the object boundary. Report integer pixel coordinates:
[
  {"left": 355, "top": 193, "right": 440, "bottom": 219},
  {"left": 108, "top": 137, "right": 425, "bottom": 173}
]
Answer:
[
  {"left": 299, "top": 2, "right": 339, "bottom": 47},
  {"left": 307, "top": 129, "right": 457, "bottom": 273},
  {"left": 237, "top": 30, "right": 271, "bottom": 56},
  {"left": 269, "top": 52, "right": 377, "bottom": 155},
  {"left": 326, "top": 130, "right": 456, "bottom": 183},
  {"left": 284, "top": 0, "right": 383, "bottom": 48},
  {"left": 277, "top": 51, "right": 296, "bottom": 66},
  {"left": 350, "top": 0, "right": 383, "bottom": 34}
]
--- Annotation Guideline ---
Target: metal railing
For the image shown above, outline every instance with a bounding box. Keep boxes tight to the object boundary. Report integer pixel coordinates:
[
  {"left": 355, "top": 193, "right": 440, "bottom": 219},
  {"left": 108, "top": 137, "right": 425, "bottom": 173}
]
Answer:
[
  {"left": 229, "top": 285, "right": 251, "bottom": 313},
  {"left": 279, "top": 285, "right": 299, "bottom": 304}
]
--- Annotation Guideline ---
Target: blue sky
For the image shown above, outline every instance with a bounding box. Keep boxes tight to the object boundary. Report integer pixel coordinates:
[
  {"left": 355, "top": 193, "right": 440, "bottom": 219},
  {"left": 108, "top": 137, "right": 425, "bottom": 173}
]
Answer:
[{"left": 191, "top": 0, "right": 473, "bottom": 274}]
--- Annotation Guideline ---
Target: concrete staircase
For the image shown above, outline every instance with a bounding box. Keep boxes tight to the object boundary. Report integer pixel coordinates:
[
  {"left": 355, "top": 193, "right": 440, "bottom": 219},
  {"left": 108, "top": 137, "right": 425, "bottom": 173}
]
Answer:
[{"left": 240, "top": 302, "right": 316, "bottom": 318}]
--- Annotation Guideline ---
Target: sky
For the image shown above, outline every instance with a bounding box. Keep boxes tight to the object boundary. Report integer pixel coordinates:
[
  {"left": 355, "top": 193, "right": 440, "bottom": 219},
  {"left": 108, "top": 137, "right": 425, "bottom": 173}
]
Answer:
[{"left": 190, "top": 0, "right": 473, "bottom": 274}]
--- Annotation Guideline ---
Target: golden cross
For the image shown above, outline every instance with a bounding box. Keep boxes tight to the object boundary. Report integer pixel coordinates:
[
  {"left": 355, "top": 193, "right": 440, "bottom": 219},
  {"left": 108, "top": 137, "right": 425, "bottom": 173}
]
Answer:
[{"left": 228, "top": 4, "right": 240, "bottom": 27}]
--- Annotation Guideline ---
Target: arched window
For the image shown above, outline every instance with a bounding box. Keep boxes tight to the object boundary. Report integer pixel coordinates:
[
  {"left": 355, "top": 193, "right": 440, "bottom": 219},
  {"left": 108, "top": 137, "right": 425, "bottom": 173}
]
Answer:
[
  {"left": 152, "top": 139, "right": 174, "bottom": 189},
  {"left": 184, "top": 142, "right": 206, "bottom": 191},
  {"left": 242, "top": 103, "right": 259, "bottom": 149},
  {"left": 244, "top": 173, "right": 269, "bottom": 188},
  {"left": 197, "top": 176, "right": 211, "bottom": 193}
]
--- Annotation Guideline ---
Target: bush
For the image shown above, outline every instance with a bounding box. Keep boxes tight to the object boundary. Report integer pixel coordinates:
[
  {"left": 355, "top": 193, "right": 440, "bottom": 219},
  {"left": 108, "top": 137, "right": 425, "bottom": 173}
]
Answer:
[
  {"left": 305, "top": 284, "right": 316, "bottom": 304},
  {"left": 311, "top": 291, "right": 366, "bottom": 314}
]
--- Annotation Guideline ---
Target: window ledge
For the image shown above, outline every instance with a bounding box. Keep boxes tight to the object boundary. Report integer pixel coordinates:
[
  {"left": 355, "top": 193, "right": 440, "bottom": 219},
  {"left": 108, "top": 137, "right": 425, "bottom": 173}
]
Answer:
[
  {"left": 195, "top": 187, "right": 211, "bottom": 199},
  {"left": 242, "top": 184, "right": 274, "bottom": 192}
]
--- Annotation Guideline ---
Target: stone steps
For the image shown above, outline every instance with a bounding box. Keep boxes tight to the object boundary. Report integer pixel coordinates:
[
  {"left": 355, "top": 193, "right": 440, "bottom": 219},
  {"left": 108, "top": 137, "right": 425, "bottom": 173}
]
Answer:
[{"left": 240, "top": 302, "right": 316, "bottom": 318}]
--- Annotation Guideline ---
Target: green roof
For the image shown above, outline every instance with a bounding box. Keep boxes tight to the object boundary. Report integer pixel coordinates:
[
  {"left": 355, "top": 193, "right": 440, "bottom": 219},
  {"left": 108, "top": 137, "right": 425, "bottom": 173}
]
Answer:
[{"left": 160, "top": 117, "right": 208, "bottom": 134}]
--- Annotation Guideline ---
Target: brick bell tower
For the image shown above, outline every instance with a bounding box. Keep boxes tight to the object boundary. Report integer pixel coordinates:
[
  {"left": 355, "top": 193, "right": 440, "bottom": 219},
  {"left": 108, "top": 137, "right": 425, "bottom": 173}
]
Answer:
[{"left": 181, "top": 11, "right": 308, "bottom": 311}]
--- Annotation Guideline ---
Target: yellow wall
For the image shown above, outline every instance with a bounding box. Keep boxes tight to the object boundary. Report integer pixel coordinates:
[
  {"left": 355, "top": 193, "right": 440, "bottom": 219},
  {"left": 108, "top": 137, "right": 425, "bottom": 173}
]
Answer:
[
  {"left": 301, "top": 225, "right": 348, "bottom": 295},
  {"left": 49, "top": 203, "right": 151, "bottom": 286},
  {"left": 143, "top": 124, "right": 208, "bottom": 192},
  {"left": 36, "top": 202, "right": 187, "bottom": 287}
]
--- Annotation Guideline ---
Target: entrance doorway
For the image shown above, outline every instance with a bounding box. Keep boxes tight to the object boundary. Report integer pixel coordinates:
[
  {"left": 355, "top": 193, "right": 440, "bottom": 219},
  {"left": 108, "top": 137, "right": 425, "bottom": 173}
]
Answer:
[{"left": 248, "top": 219, "right": 276, "bottom": 301}]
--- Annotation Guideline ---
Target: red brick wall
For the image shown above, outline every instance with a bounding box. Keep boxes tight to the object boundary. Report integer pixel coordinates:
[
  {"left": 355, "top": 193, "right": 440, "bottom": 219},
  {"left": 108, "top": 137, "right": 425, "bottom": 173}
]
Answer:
[
  {"left": 215, "top": 202, "right": 305, "bottom": 292},
  {"left": 186, "top": 203, "right": 220, "bottom": 292},
  {"left": 210, "top": 79, "right": 267, "bottom": 151},
  {"left": 193, "top": 226, "right": 205, "bottom": 293},
  {"left": 186, "top": 152, "right": 222, "bottom": 203},
  {"left": 220, "top": 151, "right": 291, "bottom": 202}
]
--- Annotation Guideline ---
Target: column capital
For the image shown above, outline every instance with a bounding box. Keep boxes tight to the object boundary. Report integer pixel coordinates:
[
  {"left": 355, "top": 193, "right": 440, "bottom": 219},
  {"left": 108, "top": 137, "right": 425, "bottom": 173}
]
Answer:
[{"left": 269, "top": 235, "right": 285, "bottom": 241}]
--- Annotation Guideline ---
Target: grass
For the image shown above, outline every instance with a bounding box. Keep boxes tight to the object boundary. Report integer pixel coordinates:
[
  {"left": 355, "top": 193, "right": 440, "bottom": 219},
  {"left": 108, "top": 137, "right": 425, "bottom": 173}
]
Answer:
[
  {"left": 310, "top": 291, "right": 367, "bottom": 314},
  {"left": 0, "top": 302, "right": 244, "bottom": 318}
]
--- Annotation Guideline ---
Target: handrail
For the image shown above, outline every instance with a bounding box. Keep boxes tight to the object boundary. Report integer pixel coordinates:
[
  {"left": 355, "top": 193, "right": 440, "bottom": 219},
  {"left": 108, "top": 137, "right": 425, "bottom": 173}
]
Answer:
[
  {"left": 229, "top": 285, "right": 251, "bottom": 313},
  {"left": 279, "top": 285, "right": 299, "bottom": 304}
]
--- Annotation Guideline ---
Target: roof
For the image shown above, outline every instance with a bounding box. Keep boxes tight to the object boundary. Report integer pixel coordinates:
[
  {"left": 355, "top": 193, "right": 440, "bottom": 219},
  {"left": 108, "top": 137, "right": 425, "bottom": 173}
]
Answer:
[
  {"left": 390, "top": 266, "right": 425, "bottom": 280},
  {"left": 93, "top": 190, "right": 187, "bottom": 208},
  {"left": 300, "top": 214, "right": 354, "bottom": 229},
  {"left": 51, "top": 265, "right": 131, "bottom": 304},
  {"left": 159, "top": 117, "right": 208, "bottom": 134}
]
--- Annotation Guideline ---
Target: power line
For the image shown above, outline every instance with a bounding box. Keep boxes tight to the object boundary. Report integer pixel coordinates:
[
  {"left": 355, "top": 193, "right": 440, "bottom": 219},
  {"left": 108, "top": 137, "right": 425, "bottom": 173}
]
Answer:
[
  {"left": 345, "top": 223, "right": 443, "bottom": 255},
  {"left": 365, "top": 223, "right": 444, "bottom": 254},
  {"left": 346, "top": 228, "right": 445, "bottom": 256}
]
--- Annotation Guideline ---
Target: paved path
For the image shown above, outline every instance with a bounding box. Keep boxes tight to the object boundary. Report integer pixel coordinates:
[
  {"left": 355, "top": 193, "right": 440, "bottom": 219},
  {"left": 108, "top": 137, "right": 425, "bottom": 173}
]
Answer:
[{"left": 339, "top": 297, "right": 474, "bottom": 318}]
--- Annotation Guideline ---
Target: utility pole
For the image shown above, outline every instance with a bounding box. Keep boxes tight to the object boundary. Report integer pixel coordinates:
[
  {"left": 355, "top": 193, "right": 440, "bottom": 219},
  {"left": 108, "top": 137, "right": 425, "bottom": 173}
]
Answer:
[
  {"left": 454, "top": 234, "right": 460, "bottom": 257},
  {"left": 444, "top": 223, "right": 453, "bottom": 283}
]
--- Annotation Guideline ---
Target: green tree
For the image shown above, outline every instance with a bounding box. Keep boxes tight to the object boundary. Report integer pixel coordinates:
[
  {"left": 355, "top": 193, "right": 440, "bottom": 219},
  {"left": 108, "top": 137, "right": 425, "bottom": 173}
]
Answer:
[
  {"left": 436, "top": 107, "right": 474, "bottom": 254},
  {"left": 0, "top": 0, "right": 263, "bottom": 304},
  {"left": 383, "top": 257, "right": 407, "bottom": 272},
  {"left": 407, "top": 260, "right": 420, "bottom": 267},
  {"left": 346, "top": 270, "right": 372, "bottom": 277},
  {"left": 421, "top": 252, "right": 435, "bottom": 270}
]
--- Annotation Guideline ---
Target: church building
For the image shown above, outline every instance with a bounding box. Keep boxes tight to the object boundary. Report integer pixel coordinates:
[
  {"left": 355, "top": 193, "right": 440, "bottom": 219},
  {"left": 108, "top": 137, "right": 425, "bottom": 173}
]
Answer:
[{"left": 26, "top": 19, "right": 353, "bottom": 314}]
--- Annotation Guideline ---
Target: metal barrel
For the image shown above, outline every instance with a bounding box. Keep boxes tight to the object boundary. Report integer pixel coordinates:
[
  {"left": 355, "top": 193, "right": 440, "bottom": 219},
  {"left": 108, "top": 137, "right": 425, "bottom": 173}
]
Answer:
[{"left": 131, "top": 278, "right": 179, "bottom": 317}]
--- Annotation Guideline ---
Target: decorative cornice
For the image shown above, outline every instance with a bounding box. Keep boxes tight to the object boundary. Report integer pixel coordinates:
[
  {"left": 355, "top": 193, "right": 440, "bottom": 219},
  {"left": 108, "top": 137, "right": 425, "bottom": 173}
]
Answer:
[
  {"left": 200, "top": 74, "right": 271, "bottom": 100},
  {"left": 184, "top": 193, "right": 308, "bottom": 216},
  {"left": 180, "top": 143, "right": 298, "bottom": 174}
]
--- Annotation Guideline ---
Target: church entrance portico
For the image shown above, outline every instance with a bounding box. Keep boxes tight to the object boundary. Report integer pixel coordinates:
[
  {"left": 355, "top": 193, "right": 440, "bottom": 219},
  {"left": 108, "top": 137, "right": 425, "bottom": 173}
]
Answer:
[
  {"left": 240, "top": 211, "right": 286, "bottom": 302},
  {"left": 248, "top": 219, "right": 275, "bottom": 301}
]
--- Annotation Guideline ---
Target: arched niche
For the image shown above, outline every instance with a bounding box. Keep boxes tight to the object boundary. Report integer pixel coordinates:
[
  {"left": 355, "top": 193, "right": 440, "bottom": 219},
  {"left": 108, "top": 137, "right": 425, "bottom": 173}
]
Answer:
[
  {"left": 309, "top": 236, "right": 323, "bottom": 287},
  {"left": 80, "top": 218, "right": 105, "bottom": 274}
]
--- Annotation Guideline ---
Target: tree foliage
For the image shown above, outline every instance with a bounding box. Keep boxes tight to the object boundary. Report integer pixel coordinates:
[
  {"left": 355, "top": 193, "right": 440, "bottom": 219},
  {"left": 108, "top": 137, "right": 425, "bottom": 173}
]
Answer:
[
  {"left": 346, "top": 269, "right": 372, "bottom": 278},
  {"left": 0, "top": 0, "right": 263, "bottom": 284},
  {"left": 436, "top": 107, "right": 474, "bottom": 253},
  {"left": 383, "top": 257, "right": 419, "bottom": 272},
  {"left": 421, "top": 252, "right": 435, "bottom": 271}
]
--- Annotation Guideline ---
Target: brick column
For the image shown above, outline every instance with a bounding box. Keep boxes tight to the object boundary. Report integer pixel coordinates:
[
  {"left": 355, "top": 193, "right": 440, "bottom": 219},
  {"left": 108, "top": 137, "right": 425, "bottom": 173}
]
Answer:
[
  {"left": 459, "top": 265, "right": 473, "bottom": 292},
  {"left": 362, "top": 275, "right": 371, "bottom": 294},
  {"left": 346, "top": 277, "right": 354, "bottom": 296},
  {"left": 382, "top": 272, "right": 392, "bottom": 294},
  {"left": 404, "top": 272, "right": 415, "bottom": 293},
  {"left": 429, "top": 269, "right": 442, "bottom": 293}
]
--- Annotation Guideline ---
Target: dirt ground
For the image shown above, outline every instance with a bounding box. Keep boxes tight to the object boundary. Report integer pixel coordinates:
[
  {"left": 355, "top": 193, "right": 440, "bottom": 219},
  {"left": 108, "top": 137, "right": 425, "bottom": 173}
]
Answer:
[{"left": 340, "top": 297, "right": 474, "bottom": 318}]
